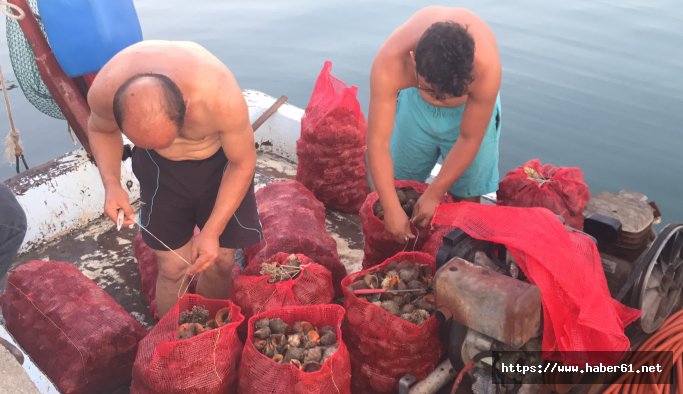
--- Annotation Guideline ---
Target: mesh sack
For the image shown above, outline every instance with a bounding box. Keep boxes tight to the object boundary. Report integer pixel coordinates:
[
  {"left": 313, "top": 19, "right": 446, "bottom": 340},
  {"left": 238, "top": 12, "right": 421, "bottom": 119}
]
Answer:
[
  {"left": 131, "top": 294, "right": 244, "bottom": 394},
  {"left": 420, "top": 225, "right": 457, "bottom": 258},
  {"left": 5, "top": 0, "right": 64, "bottom": 119},
  {"left": 433, "top": 202, "right": 642, "bottom": 365},
  {"left": 134, "top": 233, "right": 159, "bottom": 320},
  {"left": 296, "top": 60, "right": 369, "bottom": 213},
  {"left": 234, "top": 252, "right": 335, "bottom": 323},
  {"left": 359, "top": 180, "right": 453, "bottom": 268},
  {"left": 341, "top": 252, "right": 443, "bottom": 393},
  {"left": 0, "top": 261, "right": 147, "bottom": 394},
  {"left": 238, "top": 304, "right": 351, "bottom": 394},
  {"left": 244, "top": 180, "right": 345, "bottom": 297},
  {"left": 497, "top": 159, "right": 590, "bottom": 230}
]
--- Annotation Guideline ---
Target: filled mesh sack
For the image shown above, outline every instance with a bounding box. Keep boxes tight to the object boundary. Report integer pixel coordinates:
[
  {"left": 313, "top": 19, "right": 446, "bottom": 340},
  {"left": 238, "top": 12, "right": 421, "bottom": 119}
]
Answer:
[
  {"left": 234, "top": 252, "right": 335, "bottom": 323},
  {"left": 134, "top": 233, "right": 159, "bottom": 320},
  {"left": 131, "top": 294, "right": 244, "bottom": 394},
  {"left": 297, "top": 60, "right": 370, "bottom": 213},
  {"left": 496, "top": 159, "right": 590, "bottom": 230},
  {"left": 1, "top": 260, "right": 148, "bottom": 394},
  {"left": 341, "top": 252, "right": 442, "bottom": 393},
  {"left": 244, "top": 180, "right": 345, "bottom": 296},
  {"left": 238, "top": 304, "right": 351, "bottom": 393},
  {"left": 359, "top": 180, "right": 453, "bottom": 268}
]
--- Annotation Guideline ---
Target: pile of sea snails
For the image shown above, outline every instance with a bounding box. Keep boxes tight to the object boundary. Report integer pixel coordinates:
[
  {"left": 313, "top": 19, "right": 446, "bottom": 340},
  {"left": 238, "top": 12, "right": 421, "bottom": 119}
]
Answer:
[
  {"left": 260, "top": 254, "right": 303, "bottom": 283},
  {"left": 373, "top": 187, "right": 422, "bottom": 220},
  {"left": 176, "top": 305, "right": 232, "bottom": 340},
  {"left": 349, "top": 260, "right": 436, "bottom": 325},
  {"left": 252, "top": 317, "right": 339, "bottom": 372}
]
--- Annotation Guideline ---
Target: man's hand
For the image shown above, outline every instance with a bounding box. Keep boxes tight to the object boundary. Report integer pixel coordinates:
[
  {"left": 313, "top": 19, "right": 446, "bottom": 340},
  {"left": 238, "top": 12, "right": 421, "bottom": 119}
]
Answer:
[
  {"left": 188, "top": 231, "right": 219, "bottom": 275},
  {"left": 104, "top": 185, "right": 135, "bottom": 226},
  {"left": 384, "top": 205, "right": 416, "bottom": 243},
  {"left": 411, "top": 191, "right": 441, "bottom": 228}
]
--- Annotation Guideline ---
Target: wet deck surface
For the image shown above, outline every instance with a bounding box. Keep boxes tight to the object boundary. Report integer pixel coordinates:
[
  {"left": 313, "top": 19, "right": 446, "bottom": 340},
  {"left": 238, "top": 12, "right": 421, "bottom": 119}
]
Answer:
[{"left": 10, "top": 152, "right": 364, "bottom": 328}]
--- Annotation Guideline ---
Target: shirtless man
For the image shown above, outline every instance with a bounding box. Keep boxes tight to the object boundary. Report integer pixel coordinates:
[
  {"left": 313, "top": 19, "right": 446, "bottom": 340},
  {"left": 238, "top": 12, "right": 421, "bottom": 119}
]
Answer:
[
  {"left": 87, "top": 40, "right": 262, "bottom": 317},
  {"left": 367, "top": 7, "right": 502, "bottom": 242}
]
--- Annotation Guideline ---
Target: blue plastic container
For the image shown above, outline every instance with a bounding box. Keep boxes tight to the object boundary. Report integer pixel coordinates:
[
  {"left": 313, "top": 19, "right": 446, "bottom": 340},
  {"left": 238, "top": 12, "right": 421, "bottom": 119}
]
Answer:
[{"left": 37, "top": 0, "right": 143, "bottom": 77}]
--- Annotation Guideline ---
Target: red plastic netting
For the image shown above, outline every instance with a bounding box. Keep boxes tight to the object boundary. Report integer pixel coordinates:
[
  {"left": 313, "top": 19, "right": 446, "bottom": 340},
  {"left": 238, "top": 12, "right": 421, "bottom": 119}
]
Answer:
[
  {"left": 134, "top": 233, "right": 159, "bottom": 320},
  {"left": 131, "top": 294, "right": 244, "bottom": 394},
  {"left": 359, "top": 180, "right": 453, "bottom": 268},
  {"left": 420, "top": 225, "right": 456, "bottom": 258},
  {"left": 233, "top": 252, "right": 335, "bottom": 323},
  {"left": 433, "top": 202, "right": 642, "bottom": 365},
  {"left": 0, "top": 261, "right": 147, "bottom": 394},
  {"left": 296, "top": 60, "right": 370, "bottom": 213},
  {"left": 245, "top": 180, "right": 346, "bottom": 296},
  {"left": 238, "top": 304, "right": 351, "bottom": 393},
  {"left": 497, "top": 159, "right": 590, "bottom": 230},
  {"left": 341, "top": 252, "right": 443, "bottom": 393}
]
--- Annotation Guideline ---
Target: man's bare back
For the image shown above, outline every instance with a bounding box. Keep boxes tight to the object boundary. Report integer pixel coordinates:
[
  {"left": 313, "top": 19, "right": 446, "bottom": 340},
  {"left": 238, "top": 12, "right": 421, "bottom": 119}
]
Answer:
[{"left": 88, "top": 40, "right": 246, "bottom": 161}]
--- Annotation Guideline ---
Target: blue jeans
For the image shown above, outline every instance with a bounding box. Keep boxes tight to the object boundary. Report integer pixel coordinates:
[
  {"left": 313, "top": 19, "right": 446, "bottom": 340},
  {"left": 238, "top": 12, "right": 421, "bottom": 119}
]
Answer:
[{"left": 0, "top": 183, "right": 26, "bottom": 278}]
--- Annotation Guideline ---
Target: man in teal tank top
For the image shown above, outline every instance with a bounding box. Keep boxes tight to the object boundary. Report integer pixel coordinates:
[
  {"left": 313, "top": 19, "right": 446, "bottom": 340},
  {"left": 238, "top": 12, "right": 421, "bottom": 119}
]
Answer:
[{"left": 367, "top": 7, "right": 502, "bottom": 243}]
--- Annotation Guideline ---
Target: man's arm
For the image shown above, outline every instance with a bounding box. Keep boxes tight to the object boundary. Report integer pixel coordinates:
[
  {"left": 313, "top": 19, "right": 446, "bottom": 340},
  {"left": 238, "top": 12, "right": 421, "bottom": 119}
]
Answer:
[
  {"left": 413, "top": 71, "right": 500, "bottom": 227},
  {"left": 367, "top": 59, "right": 415, "bottom": 241},
  {"left": 86, "top": 92, "right": 135, "bottom": 225},
  {"left": 188, "top": 87, "right": 256, "bottom": 273}
]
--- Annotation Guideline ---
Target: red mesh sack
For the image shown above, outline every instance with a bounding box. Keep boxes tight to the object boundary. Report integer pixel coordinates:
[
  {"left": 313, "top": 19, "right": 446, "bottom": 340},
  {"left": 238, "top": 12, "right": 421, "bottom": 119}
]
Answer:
[
  {"left": 233, "top": 252, "right": 335, "bottom": 323},
  {"left": 245, "top": 180, "right": 346, "bottom": 296},
  {"left": 421, "top": 225, "right": 456, "bottom": 258},
  {"left": 131, "top": 294, "right": 244, "bottom": 393},
  {"left": 296, "top": 60, "right": 370, "bottom": 213},
  {"left": 0, "top": 261, "right": 148, "bottom": 394},
  {"left": 359, "top": 180, "right": 453, "bottom": 268},
  {"left": 341, "top": 252, "right": 443, "bottom": 393},
  {"left": 497, "top": 159, "right": 590, "bottom": 230},
  {"left": 433, "top": 202, "right": 642, "bottom": 365},
  {"left": 238, "top": 304, "right": 351, "bottom": 393},
  {"left": 134, "top": 233, "right": 159, "bottom": 320}
]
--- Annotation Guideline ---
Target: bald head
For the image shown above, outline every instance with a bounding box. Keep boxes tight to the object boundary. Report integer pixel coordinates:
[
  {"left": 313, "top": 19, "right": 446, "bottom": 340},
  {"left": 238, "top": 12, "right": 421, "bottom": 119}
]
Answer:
[{"left": 113, "top": 73, "right": 186, "bottom": 149}]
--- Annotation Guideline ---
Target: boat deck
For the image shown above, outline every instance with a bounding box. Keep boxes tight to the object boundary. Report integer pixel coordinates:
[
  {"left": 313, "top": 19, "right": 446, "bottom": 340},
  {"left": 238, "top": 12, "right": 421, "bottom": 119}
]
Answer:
[{"left": 9, "top": 151, "right": 365, "bottom": 328}]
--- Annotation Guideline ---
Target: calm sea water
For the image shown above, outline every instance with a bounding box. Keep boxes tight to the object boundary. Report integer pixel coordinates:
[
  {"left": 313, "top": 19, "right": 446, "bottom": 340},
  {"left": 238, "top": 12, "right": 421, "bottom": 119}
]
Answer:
[{"left": 1, "top": 0, "right": 682, "bottom": 221}]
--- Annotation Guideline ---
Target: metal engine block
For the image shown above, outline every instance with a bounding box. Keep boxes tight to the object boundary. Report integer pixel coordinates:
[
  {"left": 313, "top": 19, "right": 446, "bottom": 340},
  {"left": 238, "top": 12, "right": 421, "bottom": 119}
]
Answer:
[{"left": 430, "top": 188, "right": 683, "bottom": 393}]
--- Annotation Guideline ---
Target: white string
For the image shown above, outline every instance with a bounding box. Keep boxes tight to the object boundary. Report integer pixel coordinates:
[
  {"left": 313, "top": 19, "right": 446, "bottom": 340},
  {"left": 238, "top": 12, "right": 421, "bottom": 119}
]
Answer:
[
  {"left": 134, "top": 221, "right": 196, "bottom": 298},
  {"left": 136, "top": 223, "right": 192, "bottom": 267},
  {"left": 212, "top": 328, "right": 222, "bottom": 382},
  {"left": 401, "top": 226, "right": 421, "bottom": 252}
]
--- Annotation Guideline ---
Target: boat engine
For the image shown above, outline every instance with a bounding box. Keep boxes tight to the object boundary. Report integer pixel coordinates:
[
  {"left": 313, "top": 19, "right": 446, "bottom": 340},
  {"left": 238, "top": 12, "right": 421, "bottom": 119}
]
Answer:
[
  {"left": 434, "top": 232, "right": 545, "bottom": 394},
  {"left": 432, "top": 189, "right": 683, "bottom": 392},
  {"left": 583, "top": 190, "right": 683, "bottom": 334}
]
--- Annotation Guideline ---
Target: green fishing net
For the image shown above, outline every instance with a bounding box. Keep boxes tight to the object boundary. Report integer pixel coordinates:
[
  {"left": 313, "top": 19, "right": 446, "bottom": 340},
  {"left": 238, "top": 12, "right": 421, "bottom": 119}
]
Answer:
[{"left": 5, "top": 0, "right": 64, "bottom": 119}]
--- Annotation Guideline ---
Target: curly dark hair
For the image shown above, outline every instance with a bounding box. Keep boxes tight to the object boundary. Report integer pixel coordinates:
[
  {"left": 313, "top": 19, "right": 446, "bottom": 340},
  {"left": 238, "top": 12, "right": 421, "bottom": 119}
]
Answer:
[{"left": 415, "top": 21, "right": 475, "bottom": 100}]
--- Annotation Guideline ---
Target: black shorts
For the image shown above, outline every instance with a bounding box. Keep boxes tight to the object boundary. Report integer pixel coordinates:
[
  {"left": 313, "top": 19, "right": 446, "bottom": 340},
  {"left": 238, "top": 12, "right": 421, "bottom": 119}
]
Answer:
[{"left": 131, "top": 147, "right": 263, "bottom": 251}]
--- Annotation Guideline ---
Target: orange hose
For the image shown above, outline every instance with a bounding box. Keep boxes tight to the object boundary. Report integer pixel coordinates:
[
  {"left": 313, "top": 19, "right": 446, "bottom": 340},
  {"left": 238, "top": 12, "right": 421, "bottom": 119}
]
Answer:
[
  {"left": 602, "top": 309, "right": 683, "bottom": 394},
  {"left": 450, "top": 360, "right": 475, "bottom": 394}
]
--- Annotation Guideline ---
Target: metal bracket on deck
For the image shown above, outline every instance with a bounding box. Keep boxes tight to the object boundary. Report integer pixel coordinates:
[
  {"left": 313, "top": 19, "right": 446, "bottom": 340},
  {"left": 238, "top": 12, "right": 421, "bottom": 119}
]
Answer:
[{"left": 398, "top": 374, "right": 417, "bottom": 394}]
